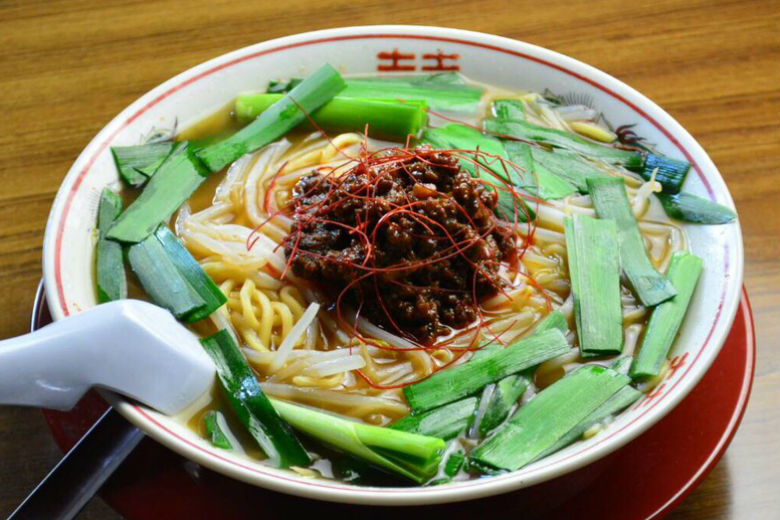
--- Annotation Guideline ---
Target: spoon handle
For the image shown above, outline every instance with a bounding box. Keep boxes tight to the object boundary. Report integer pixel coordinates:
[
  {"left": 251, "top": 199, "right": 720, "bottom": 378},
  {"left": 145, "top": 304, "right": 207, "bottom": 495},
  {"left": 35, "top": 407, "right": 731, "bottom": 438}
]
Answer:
[
  {"left": 0, "top": 299, "right": 214, "bottom": 415},
  {"left": 8, "top": 407, "right": 143, "bottom": 520}
]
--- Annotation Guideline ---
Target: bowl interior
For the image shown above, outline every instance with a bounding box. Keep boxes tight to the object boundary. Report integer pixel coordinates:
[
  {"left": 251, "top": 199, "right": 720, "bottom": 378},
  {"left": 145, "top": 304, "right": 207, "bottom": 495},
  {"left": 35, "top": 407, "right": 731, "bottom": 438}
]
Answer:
[{"left": 42, "top": 26, "right": 743, "bottom": 505}]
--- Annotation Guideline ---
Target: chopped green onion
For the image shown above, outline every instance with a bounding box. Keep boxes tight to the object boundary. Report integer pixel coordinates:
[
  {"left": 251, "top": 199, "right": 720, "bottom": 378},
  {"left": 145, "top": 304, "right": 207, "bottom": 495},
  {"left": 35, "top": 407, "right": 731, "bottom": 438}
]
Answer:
[
  {"left": 641, "top": 153, "right": 690, "bottom": 193},
  {"left": 467, "top": 458, "right": 505, "bottom": 476},
  {"left": 587, "top": 177, "right": 677, "bottom": 306},
  {"left": 134, "top": 156, "right": 166, "bottom": 178},
  {"left": 107, "top": 142, "right": 208, "bottom": 243},
  {"left": 444, "top": 450, "right": 465, "bottom": 475},
  {"left": 424, "top": 123, "right": 508, "bottom": 179},
  {"left": 609, "top": 355, "right": 634, "bottom": 375},
  {"left": 538, "top": 384, "right": 641, "bottom": 459},
  {"left": 486, "top": 116, "right": 691, "bottom": 192},
  {"left": 404, "top": 328, "right": 569, "bottom": 412},
  {"left": 126, "top": 226, "right": 225, "bottom": 321},
  {"left": 110, "top": 141, "right": 175, "bottom": 187},
  {"left": 338, "top": 77, "right": 483, "bottom": 113},
  {"left": 197, "top": 64, "right": 346, "bottom": 172},
  {"left": 390, "top": 397, "right": 477, "bottom": 440},
  {"left": 503, "top": 141, "right": 578, "bottom": 200},
  {"left": 153, "top": 227, "right": 227, "bottom": 321},
  {"left": 492, "top": 99, "right": 526, "bottom": 120},
  {"left": 534, "top": 309, "right": 569, "bottom": 335},
  {"left": 472, "top": 374, "right": 529, "bottom": 437},
  {"left": 529, "top": 147, "right": 612, "bottom": 193},
  {"left": 418, "top": 127, "right": 452, "bottom": 150},
  {"left": 470, "top": 310, "right": 569, "bottom": 437},
  {"left": 203, "top": 410, "right": 233, "bottom": 450},
  {"left": 271, "top": 399, "right": 444, "bottom": 484},
  {"left": 468, "top": 343, "right": 502, "bottom": 363},
  {"left": 127, "top": 231, "right": 205, "bottom": 319},
  {"left": 484, "top": 119, "right": 642, "bottom": 168},
  {"left": 201, "top": 330, "right": 311, "bottom": 468},
  {"left": 329, "top": 454, "right": 393, "bottom": 485},
  {"left": 95, "top": 189, "right": 127, "bottom": 303},
  {"left": 565, "top": 214, "right": 623, "bottom": 356},
  {"left": 267, "top": 72, "right": 468, "bottom": 95},
  {"left": 470, "top": 365, "right": 629, "bottom": 471},
  {"left": 630, "top": 251, "right": 703, "bottom": 378},
  {"left": 430, "top": 448, "right": 466, "bottom": 485},
  {"left": 267, "top": 78, "right": 303, "bottom": 93},
  {"left": 234, "top": 94, "right": 428, "bottom": 140},
  {"left": 420, "top": 125, "right": 536, "bottom": 221},
  {"left": 657, "top": 192, "right": 736, "bottom": 224}
]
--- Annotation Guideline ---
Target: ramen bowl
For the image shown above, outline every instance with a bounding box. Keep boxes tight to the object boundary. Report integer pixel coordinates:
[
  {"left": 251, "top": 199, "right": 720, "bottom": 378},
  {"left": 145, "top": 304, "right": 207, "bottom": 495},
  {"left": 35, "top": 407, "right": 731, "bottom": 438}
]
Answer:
[{"left": 41, "top": 25, "right": 743, "bottom": 505}]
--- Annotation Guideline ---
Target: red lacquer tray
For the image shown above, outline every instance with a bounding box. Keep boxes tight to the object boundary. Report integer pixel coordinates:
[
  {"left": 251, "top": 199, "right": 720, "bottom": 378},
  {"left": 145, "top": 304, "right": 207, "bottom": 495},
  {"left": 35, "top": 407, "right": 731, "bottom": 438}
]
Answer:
[{"left": 34, "top": 286, "right": 754, "bottom": 520}]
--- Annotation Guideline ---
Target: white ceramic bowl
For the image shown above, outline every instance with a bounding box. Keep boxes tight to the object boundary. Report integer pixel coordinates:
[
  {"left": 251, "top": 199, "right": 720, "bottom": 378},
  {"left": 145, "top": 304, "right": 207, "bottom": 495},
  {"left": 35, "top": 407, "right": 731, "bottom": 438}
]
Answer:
[{"left": 42, "top": 25, "right": 743, "bottom": 505}]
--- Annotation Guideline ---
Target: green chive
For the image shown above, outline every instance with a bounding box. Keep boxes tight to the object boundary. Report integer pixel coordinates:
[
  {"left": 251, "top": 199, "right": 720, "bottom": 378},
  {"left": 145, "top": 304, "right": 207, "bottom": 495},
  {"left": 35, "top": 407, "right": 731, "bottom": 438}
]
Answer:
[
  {"left": 390, "top": 397, "right": 477, "bottom": 440},
  {"left": 537, "top": 384, "right": 641, "bottom": 459},
  {"left": 469, "top": 310, "right": 569, "bottom": 437},
  {"left": 470, "top": 365, "right": 629, "bottom": 471},
  {"left": 107, "top": 142, "right": 209, "bottom": 244},
  {"left": 503, "top": 141, "right": 578, "bottom": 200},
  {"left": 587, "top": 176, "right": 677, "bottom": 306},
  {"left": 641, "top": 153, "right": 690, "bottom": 194},
  {"left": 203, "top": 410, "right": 233, "bottom": 450},
  {"left": 153, "top": 227, "right": 227, "bottom": 322},
  {"left": 469, "top": 310, "right": 569, "bottom": 365},
  {"left": 110, "top": 141, "right": 175, "bottom": 187},
  {"left": 492, "top": 99, "right": 526, "bottom": 120},
  {"left": 630, "top": 251, "right": 703, "bottom": 378},
  {"left": 534, "top": 309, "right": 569, "bottom": 335},
  {"left": 339, "top": 77, "right": 483, "bottom": 113},
  {"left": 403, "top": 328, "right": 570, "bottom": 412},
  {"left": 134, "top": 156, "right": 167, "bottom": 178},
  {"left": 266, "top": 78, "right": 303, "bottom": 93},
  {"left": 609, "top": 355, "right": 634, "bottom": 376},
  {"left": 201, "top": 330, "right": 311, "bottom": 468},
  {"left": 529, "top": 147, "right": 612, "bottom": 193},
  {"left": 268, "top": 72, "right": 468, "bottom": 94},
  {"left": 419, "top": 125, "right": 537, "bottom": 221},
  {"left": 429, "top": 448, "right": 466, "bottom": 485},
  {"left": 271, "top": 398, "right": 444, "bottom": 484},
  {"left": 444, "top": 450, "right": 466, "bottom": 476},
  {"left": 657, "top": 192, "right": 736, "bottom": 224},
  {"left": 484, "top": 119, "right": 643, "bottom": 168},
  {"left": 197, "top": 64, "right": 346, "bottom": 172},
  {"left": 472, "top": 374, "right": 530, "bottom": 437},
  {"left": 127, "top": 231, "right": 206, "bottom": 319},
  {"left": 126, "top": 226, "right": 225, "bottom": 321},
  {"left": 95, "top": 189, "right": 127, "bottom": 303},
  {"left": 565, "top": 214, "right": 623, "bottom": 356},
  {"left": 425, "top": 123, "right": 509, "bottom": 179},
  {"left": 235, "top": 94, "right": 428, "bottom": 140}
]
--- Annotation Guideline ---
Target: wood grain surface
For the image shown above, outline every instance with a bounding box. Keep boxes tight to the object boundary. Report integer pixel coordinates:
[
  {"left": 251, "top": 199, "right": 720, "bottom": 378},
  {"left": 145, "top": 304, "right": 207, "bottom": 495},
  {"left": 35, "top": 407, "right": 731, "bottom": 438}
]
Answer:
[{"left": 0, "top": 0, "right": 778, "bottom": 518}]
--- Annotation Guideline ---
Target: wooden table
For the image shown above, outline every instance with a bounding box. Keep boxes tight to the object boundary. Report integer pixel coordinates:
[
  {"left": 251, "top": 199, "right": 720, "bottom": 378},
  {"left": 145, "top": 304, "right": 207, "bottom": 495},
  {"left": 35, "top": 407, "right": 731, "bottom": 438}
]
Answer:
[{"left": 0, "top": 1, "right": 777, "bottom": 518}]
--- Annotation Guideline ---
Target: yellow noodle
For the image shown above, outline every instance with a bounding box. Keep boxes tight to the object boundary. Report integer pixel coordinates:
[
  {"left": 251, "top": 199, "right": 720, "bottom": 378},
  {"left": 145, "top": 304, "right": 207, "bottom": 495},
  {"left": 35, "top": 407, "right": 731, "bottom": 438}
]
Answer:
[
  {"left": 239, "top": 281, "right": 260, "bottom": 329},
  {"left": 292, "top": 374, "right": 344, "bottom": 388},
  {"left": 430, "top": 348, "right": 455, "bottom": 366},
  {"left": 270, "top": 302, "right": 294, "bottom": 340},
  {"left": 279, "top": 285, "right": 306, "bottom": 318}
]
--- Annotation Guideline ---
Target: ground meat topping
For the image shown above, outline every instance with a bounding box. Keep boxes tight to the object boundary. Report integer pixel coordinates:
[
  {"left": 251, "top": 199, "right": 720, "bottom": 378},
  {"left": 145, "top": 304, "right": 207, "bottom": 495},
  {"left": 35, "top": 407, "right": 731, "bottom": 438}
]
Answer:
[{"left": 284, "top": 150, "right": 515, "bottom": 343}]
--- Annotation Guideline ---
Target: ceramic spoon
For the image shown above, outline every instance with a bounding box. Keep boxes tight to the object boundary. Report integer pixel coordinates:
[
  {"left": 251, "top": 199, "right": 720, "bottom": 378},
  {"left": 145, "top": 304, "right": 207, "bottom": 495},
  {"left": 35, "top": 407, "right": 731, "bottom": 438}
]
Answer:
[
  {"left": 0, "top": 299, "right": 215, "bottom": 414},
  {"left": 0, "top": 299, "right": 217, "bottom": 520}
]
